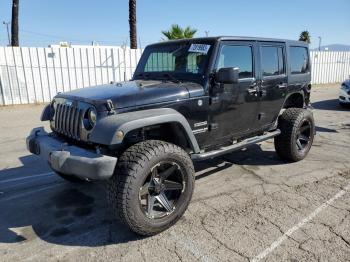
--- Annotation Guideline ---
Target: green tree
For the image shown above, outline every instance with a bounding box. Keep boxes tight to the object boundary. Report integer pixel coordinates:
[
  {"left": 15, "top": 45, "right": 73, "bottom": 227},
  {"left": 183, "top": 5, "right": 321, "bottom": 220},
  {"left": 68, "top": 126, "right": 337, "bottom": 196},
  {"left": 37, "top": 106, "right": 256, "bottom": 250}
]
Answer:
[
  {"left": 129, "top": 0, "right": 137, "bottom": 49},
  {"left": 299, "top": 30, "right": 311, "bottom": 44},
  {"left": 161, "top": 24, "right": 197, "bottom": 40},
  {"left": 11, "top": 0, "right": 19, "bottom": 46}
]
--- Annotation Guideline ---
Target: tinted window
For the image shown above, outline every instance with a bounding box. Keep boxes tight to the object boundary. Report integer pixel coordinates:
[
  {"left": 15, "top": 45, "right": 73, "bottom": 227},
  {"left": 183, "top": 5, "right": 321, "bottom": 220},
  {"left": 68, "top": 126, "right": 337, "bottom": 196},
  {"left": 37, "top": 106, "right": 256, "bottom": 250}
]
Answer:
[
  {"left": 138, "top": 43, "right": 213, "bottom": 77},
  {"left": 144, "top": 52, "right": 208, "bottom": 74},
  {"left": 145, "top": 52, "right": 175, "bottom": 72},
  {"left": 290, "top": 47, "right": 309, "bottom": 74},
  {"left": 217, "top": 45, "right": 253, "bottom": 78},
  {"left": 261, "top": 46, "right": 284, "bottom": 76}
]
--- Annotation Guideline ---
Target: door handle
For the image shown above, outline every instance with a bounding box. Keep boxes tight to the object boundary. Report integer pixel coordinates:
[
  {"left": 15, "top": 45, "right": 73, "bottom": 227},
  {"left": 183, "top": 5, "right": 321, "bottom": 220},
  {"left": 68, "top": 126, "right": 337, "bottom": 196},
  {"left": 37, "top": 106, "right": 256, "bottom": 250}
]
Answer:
[
  {"left": 247, "top": 88, "right": 258, "bottom": 95},
  {"left": 249, "top": 82, "right": 258, "bottom": 88},
  {"left": 247, "top": 82, "right": 259, "bottom": 95},
  {"left": 276, "top": 83, "right": 287, "bottom": 89}
]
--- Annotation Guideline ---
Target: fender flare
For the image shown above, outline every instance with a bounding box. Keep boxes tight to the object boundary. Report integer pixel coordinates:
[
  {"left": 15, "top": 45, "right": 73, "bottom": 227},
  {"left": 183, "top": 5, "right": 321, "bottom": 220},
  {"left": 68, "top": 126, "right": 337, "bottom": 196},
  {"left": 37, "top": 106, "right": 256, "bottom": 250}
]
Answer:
[
  {"left": 89, "top": 108, "right": 200, "bottom": 153},
  {"left": 282, "top": 91, "right": 305, "bottom": 108}
]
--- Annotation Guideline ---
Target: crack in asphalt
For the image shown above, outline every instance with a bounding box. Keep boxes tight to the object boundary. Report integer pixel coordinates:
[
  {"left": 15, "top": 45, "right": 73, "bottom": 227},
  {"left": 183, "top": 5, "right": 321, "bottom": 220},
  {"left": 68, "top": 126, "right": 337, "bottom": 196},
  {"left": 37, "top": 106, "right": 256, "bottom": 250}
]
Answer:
[
  {"left": 169, "top": 231, "right": 213, "bottom": 262},
  {"left": 192, "top": 169, "right": 350, "bottom": 262},
  {"left": 199, "top": 215, "right": 249, "bottom": 261}
]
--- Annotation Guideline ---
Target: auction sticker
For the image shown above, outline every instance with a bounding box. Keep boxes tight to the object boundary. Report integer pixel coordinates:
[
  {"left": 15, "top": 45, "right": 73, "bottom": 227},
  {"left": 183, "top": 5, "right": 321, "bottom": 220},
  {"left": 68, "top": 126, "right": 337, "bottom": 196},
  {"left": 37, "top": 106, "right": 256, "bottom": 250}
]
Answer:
[{"left": 188, "top": 44, "right": 211, "bottom": 54}]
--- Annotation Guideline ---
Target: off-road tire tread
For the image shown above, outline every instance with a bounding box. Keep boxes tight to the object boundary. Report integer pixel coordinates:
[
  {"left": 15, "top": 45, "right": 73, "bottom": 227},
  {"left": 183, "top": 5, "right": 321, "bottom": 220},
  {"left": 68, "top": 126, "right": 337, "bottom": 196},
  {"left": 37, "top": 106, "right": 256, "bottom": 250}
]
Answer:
[
  {"left": 107, "top": 140, "right": 194, "bottom": 235},
  {"left": 274, "top": 108, "right": 314, "bottom": 162}
]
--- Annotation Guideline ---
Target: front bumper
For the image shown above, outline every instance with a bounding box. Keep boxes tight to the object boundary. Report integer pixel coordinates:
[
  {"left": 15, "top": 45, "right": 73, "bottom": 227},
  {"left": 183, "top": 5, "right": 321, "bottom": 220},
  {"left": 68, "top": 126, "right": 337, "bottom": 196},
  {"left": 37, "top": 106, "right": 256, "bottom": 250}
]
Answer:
[
  {"left": 26, "top": 127, "right": 117, "bottom": 180},
  {"left": 339, "top": 88, "right": 350, "bottom": 103}
]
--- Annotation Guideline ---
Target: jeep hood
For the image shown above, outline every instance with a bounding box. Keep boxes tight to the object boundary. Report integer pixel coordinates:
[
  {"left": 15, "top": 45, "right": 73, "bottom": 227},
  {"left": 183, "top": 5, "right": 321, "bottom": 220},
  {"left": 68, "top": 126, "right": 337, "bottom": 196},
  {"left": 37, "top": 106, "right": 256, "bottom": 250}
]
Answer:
[{"left": 56, "top": 80, "right": 204, "bottom": 110}]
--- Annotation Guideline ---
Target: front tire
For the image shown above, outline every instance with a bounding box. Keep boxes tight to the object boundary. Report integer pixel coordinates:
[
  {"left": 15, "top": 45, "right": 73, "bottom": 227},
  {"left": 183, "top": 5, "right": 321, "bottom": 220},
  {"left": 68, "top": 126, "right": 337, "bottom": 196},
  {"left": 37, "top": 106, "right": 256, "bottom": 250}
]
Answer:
[
  {"left": 274, "top": 108, "right": 315, "bottom": 162},
  {"left": 107, "top": 140, "right": 195, "bottom": 236}
]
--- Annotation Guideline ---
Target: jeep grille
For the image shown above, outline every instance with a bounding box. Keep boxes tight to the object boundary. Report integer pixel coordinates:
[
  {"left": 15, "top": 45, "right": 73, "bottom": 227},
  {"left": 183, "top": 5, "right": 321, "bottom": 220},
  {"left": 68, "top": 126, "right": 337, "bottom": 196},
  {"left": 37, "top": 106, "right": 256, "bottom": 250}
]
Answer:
[{"left": 53, "top": 103, "right": 83, "bottom": 139}]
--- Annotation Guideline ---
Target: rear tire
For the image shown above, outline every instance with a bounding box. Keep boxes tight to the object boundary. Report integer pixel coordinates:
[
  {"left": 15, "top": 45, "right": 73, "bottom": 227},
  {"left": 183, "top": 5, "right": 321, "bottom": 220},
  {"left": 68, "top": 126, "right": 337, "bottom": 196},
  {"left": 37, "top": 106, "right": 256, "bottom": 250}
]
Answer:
[
  {"left": 274, "top": 108, "right": 315, "bottom": 162},
  {"left": 107, "top": 140, "right": 195, "bottom": 236}
]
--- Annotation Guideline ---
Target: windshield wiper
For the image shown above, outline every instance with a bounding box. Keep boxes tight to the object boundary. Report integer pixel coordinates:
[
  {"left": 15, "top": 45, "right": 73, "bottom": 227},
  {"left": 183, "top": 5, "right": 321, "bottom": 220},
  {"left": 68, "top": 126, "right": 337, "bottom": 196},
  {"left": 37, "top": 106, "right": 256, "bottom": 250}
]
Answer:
[
  {"left": 162, "top": 73, "right": 181, "bottom": 83},
  {"left": 135, "top": 72, "right": 150, "bottom": 80}
]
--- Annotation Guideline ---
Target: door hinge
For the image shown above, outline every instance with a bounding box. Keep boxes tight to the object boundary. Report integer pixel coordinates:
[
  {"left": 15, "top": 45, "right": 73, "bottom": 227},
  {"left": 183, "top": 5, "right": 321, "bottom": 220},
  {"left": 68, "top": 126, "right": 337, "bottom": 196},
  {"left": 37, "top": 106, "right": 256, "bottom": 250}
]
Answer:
[
  {"left": 258, "top": 113, "right": 265, "bottom": 120},
  {"left": 210, "top": 96, "right": 220, "bottom": 105},
  {"left": 209, "top": 123, "right": 219, "bottom": 130}
]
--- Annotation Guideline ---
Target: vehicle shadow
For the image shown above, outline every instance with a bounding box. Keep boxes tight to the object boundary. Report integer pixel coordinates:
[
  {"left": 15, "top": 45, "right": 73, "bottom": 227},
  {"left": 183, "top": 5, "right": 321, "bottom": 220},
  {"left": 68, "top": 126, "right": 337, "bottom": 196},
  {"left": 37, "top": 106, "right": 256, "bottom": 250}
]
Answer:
[
  {"left": 312, "top": 99, "right": 350, "bottom": 111},
  {"left": 0, "top": 155, "right": 52, "bottom": 178},
  {"left": 194, "top": 144, "right": 285, "bottom": 176},
  {"left": 0, "top": 144, "right": 284, "bottom": 248},
  {"left": 0, "top": 181, "right": 142, "bottom": 246},
  {"left": 0, "top": 155, "right": 141, "bottom": 247},
  {"left": 315, "top": 126, "right": 338, "bottom": 133}
]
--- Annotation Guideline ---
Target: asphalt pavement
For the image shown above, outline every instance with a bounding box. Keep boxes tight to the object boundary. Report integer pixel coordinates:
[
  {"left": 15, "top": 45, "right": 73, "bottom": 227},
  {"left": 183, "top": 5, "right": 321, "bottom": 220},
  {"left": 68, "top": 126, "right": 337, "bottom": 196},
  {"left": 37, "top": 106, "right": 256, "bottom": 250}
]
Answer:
[{"left": 0, "top": 84, "right": 349, "bottom": 261}]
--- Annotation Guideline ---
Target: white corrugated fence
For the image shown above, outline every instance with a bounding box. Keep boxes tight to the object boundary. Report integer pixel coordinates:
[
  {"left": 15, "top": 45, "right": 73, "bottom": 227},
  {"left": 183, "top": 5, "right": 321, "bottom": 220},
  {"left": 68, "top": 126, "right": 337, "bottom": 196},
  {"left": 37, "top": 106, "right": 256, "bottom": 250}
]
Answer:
[
  {"left": 0, "top": 47, "right": 349, "bottom": 105},
  {"left": 310, "top": 51, "right": 350, "bottom": 84},
  {"left": 0, "top": 46, "right": 143, "bottom": 105}
]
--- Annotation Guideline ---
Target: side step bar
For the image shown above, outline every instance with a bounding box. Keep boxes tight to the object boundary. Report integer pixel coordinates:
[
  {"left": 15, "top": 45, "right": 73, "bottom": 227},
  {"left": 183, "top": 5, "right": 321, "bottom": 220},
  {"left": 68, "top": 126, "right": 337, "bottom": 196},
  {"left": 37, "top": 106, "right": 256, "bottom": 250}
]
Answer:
[{"left": 191, "top": 129, "right": 281, "bottom": 161}]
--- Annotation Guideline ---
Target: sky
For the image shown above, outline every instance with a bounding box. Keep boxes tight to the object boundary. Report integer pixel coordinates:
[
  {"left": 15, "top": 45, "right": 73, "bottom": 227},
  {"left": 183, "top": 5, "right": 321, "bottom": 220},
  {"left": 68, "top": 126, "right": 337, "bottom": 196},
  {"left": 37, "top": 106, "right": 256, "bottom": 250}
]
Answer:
[{"left": 0, "top": 0, "right": 349, "bottom": 49}]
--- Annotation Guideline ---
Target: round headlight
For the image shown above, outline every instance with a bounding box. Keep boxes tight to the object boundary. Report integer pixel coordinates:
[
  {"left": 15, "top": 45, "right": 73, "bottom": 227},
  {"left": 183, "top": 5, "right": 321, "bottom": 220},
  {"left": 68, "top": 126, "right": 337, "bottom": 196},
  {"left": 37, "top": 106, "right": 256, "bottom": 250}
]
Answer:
[
  {"left": 341, "top": 83, "right": 350, "bottom": 90},
  {"left": 88, "top": 107, "right": 97, "bottom": 127}
]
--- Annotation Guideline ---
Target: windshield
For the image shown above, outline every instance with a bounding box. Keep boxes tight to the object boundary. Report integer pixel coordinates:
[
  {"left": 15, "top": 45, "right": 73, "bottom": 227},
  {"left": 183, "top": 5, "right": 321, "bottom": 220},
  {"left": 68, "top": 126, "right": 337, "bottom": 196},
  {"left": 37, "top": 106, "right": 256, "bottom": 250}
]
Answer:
[{"left": 134, "top": 41, "right": 214, "bottom": 81}]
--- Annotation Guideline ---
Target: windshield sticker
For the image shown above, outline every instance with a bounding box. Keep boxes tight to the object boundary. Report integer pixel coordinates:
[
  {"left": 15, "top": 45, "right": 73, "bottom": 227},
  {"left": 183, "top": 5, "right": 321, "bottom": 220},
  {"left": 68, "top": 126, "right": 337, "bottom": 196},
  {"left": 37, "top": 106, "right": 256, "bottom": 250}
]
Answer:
[{"left": 188, "top": 44, "right": 211, "bottom": 54}]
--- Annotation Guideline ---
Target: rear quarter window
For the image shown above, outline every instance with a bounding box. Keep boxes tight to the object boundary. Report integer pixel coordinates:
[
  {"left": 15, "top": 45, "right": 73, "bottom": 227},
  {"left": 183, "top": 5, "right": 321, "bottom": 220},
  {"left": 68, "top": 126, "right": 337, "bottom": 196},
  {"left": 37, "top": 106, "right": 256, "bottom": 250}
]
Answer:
[{"left": 289, "top": 47, "right": 309, "bottom": 74}]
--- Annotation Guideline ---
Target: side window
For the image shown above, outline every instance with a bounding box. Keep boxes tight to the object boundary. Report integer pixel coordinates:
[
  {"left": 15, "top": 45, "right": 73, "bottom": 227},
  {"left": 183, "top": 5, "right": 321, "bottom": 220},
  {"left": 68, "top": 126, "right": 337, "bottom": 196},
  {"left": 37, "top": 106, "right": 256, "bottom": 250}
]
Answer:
[
  {"left": 217, "top": 45, "right": 253, "bottom": 78},
  {"left": 261, "top": 46, "right": 285, "bottom": 77},
  {"left": 289, "top": 47, "right": 309, "bottom": 74}
]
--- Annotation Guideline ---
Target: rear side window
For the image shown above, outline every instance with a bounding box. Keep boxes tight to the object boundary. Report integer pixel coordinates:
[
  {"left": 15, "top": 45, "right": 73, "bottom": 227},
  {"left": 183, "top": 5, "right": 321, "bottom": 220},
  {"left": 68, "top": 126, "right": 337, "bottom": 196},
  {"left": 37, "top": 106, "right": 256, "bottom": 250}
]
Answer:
[
  {"left": 261, "top": 46, "right": 284, "bottom": 77},
  {"left": 289, "top": 47, "right": 309, "bottom": 74},
  {"left": 216, "top": 45, "right": 253, "bottom": 78}
]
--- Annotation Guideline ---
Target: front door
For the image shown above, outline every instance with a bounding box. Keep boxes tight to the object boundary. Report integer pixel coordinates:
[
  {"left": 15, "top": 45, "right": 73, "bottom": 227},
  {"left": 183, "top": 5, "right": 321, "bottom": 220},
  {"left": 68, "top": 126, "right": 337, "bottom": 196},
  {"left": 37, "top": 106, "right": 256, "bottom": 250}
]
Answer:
[
  {"left": 209, "top": 41, "right": 260, "bottom": 143},
  {"left": 256, "top": 42, "right": 288, "bottom": 130}
]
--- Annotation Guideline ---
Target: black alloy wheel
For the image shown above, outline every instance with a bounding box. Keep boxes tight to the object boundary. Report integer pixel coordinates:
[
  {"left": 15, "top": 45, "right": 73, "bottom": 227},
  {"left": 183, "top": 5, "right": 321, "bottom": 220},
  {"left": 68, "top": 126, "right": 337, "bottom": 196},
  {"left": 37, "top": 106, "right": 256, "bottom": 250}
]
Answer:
[{"left": 139, "top": 161, "right": 185, "bottom": 219}]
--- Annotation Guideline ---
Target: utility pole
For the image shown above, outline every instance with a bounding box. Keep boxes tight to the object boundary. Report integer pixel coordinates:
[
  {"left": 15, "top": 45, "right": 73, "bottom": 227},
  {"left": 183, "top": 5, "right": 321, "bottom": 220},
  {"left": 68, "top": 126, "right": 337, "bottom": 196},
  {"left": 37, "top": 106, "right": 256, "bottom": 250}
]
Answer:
[
  {"left": 129, "top": 0, "right": 137, "bottom": 49},
  {"left": 2, "top": 21, "right": 11, "bottom": 46},
  {"left": 11, "top": 0, "right": 19, "bottom": 46},
  {"left": 205, "top": 30, "right": 209, "bottom": 37},
  {"left": 318, "top": 36, "right": 322, "bottom": 51}
]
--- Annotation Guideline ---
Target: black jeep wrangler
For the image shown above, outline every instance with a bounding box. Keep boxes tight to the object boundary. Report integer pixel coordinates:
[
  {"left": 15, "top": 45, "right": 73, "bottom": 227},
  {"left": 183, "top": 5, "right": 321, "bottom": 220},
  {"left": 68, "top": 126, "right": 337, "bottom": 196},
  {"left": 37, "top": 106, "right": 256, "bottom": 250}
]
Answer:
[{"left": 27, "top": 37, "right": 315, "bottom": 235}]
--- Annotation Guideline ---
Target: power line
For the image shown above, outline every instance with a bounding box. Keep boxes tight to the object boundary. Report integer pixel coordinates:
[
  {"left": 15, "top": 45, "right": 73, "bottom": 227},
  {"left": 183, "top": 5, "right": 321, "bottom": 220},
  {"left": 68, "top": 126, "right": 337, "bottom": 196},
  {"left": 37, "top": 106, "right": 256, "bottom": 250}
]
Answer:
[
  {"left": 20, "top": 29, "right": 128, "bottom": 43},
  {"left": 3, "top": 27, "right": 156, "bottom": 47}
]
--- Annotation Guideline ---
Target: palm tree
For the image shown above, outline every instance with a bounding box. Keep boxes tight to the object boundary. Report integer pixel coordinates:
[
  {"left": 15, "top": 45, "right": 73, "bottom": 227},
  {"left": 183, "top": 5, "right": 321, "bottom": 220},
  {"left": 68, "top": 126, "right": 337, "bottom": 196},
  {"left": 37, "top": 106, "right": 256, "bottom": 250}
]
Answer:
[
  {"left": 299, "top": 31, "right": 311, "bottom": 44},
  {"left": 162, "top": 24, "right": 197, "bottom": 40},
  {"left": 11, "top": 0, "right": 19, "bottom": 46},
  {"left": 129, "top": 0, "right": 137, "bottom": 49}
]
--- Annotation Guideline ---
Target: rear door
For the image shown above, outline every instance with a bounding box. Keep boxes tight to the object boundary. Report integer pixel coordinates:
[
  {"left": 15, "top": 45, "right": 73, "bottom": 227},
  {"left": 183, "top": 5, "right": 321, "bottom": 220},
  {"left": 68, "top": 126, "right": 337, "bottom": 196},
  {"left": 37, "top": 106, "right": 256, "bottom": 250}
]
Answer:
[{"left": 256, "top": 42, "right": 287, "bottom": 130}]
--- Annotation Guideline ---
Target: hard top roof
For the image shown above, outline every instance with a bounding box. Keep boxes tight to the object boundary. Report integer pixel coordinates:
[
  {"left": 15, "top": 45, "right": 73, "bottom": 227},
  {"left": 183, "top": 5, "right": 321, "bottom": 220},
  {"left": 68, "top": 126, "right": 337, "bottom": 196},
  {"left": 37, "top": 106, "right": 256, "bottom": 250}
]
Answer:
[{"left": 147, "top": 36, "right": 308, "bottom": 47}]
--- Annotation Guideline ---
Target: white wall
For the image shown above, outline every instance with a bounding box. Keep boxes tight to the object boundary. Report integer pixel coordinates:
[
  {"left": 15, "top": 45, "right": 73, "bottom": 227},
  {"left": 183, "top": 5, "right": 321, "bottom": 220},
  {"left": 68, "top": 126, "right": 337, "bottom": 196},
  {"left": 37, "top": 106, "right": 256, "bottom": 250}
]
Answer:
[
  {"left": 0, "top": 47, "right": 349, "bottom": 105},
  {"left": 0, "top": 46, "right": 143, "bottom": 105},
  {"left": 310, "top": 51, "right": 350, "bottom": 84}
]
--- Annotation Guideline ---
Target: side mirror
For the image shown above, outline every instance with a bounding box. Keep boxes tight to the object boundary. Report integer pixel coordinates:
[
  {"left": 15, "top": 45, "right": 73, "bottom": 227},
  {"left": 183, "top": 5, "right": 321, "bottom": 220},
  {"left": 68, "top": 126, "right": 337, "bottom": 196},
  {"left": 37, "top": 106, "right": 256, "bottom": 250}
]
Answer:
[{"left": 216, "top": 67, "right": 239, "bottom": 84}]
